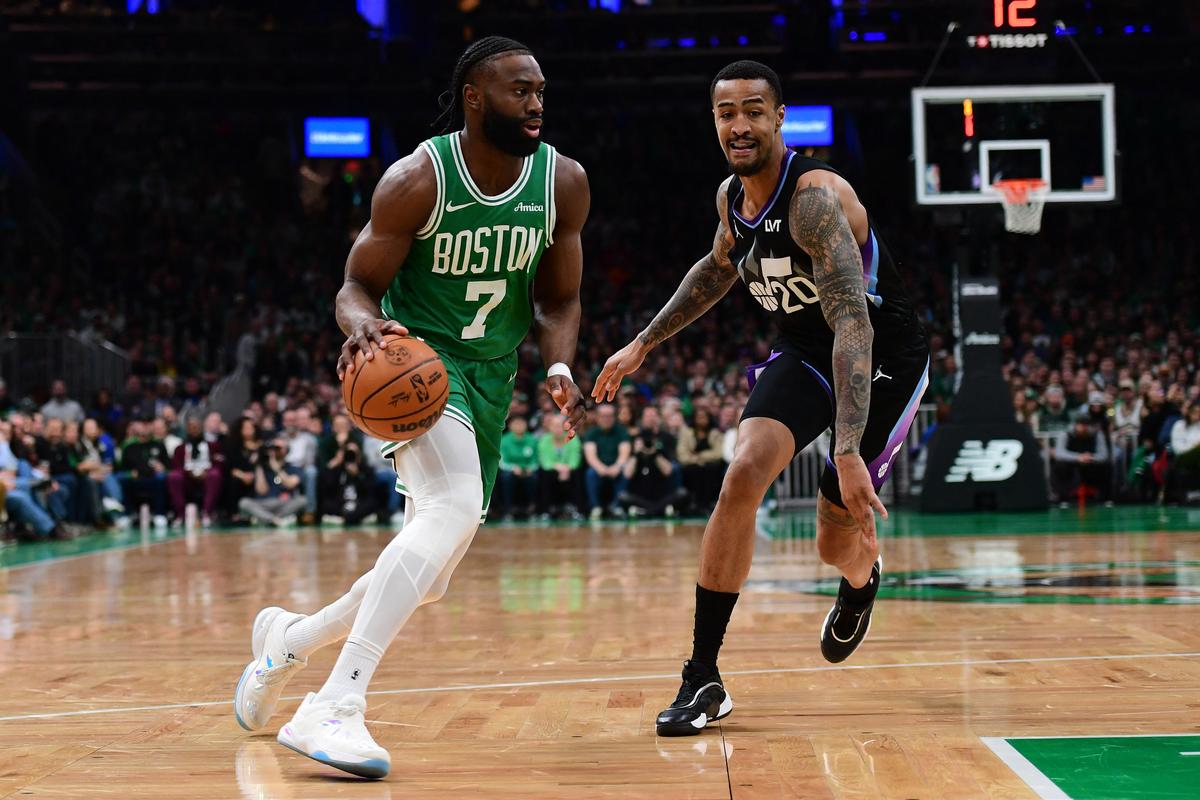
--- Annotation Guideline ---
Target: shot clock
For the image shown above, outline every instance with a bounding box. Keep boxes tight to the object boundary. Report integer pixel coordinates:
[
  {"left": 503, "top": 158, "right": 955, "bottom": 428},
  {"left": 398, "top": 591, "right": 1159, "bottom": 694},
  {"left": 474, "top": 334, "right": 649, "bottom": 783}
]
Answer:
[{"left": 967, "top": 0, "right": 1051, "bottom": 49}]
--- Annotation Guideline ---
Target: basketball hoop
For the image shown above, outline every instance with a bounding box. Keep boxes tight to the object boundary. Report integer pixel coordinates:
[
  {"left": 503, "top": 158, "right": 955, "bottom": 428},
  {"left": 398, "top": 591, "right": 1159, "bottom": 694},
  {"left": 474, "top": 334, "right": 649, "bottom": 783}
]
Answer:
[{"left": 993, "top": 179, "right": 1048, "bottom": 235}]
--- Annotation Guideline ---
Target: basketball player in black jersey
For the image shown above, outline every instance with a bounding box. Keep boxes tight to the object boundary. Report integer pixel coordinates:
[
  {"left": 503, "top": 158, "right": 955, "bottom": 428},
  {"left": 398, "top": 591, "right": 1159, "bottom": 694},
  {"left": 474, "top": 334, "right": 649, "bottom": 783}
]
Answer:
[{"left": 594, "top": 61, "right": 929, "bottom": 735}]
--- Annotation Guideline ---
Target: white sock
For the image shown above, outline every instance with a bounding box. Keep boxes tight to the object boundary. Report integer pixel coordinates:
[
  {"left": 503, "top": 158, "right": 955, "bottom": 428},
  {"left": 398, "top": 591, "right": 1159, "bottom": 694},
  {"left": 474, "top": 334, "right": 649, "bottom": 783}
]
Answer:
[
  {"left": 316, "top": 638, "right": 382, "bottom": 702},
  {"left": 284, "top": 570, "right": 374, "bottom": 660}
]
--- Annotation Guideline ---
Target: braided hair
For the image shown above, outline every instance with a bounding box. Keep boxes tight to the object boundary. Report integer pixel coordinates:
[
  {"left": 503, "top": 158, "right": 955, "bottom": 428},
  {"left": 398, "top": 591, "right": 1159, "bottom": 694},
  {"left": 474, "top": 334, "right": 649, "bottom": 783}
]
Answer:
[{"left": 432, "top": 36, "right": 533, "bottom": 133}]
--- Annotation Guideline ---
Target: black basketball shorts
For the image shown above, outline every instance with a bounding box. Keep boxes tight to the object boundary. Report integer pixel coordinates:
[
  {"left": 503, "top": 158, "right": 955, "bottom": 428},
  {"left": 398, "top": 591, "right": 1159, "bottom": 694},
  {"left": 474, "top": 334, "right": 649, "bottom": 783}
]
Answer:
[{"left": 741, "top": 349, "right": 929, "bottom": 509}]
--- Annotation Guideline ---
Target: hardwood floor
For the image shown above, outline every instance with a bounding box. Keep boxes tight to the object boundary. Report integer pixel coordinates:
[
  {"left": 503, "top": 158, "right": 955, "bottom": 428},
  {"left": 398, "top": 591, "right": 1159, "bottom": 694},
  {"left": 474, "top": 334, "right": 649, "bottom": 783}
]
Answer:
[{"left": 1, "top": 511, "right": 1197, "bottom": 798}]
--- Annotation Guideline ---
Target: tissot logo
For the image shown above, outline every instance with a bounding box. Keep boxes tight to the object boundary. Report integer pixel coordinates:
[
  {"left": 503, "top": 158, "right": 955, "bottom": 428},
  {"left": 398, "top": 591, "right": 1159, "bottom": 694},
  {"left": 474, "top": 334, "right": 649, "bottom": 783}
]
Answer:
[
  {"left": 964, "top": 331, "right": 1001, "bottom": 345},
  {"left": 945, "top": 439, "right": 1023, "bottom": 483}
]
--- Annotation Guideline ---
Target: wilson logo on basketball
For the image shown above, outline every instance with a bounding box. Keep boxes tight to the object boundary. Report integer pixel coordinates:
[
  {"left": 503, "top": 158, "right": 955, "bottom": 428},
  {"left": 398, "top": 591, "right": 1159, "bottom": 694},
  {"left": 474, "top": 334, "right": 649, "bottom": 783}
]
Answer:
[{"left": 391, "top": 410, "right": 441, "bottom": 434}]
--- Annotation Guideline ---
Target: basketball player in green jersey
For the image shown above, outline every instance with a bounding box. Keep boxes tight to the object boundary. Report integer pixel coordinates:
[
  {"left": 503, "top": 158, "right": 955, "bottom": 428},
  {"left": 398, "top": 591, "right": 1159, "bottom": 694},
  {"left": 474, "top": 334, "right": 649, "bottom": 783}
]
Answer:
[{"left": 231, "top": 37, "right": 590, "bottom": 779}]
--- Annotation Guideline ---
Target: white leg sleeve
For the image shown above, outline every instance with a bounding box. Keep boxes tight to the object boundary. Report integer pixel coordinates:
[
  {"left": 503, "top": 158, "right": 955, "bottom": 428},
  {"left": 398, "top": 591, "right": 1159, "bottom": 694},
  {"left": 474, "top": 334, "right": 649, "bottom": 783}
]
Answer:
[
  {"left": 283, "top": 429, "right": 479, "bottom": 660},
  {"left": 343, "top": 417, "right": 483, "bottom": 655}
]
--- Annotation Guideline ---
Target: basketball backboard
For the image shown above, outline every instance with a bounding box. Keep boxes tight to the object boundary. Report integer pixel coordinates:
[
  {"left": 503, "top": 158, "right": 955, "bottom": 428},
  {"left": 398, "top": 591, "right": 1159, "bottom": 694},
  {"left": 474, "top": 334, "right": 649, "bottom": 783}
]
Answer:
[{"left": 912, "top": 84, "right": 1116, "bottom": 206}]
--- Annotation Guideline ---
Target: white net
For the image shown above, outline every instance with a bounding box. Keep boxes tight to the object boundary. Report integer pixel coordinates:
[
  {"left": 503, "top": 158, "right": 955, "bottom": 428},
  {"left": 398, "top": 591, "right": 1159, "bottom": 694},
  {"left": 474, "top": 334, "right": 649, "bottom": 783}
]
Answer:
[{"left": 995, "top": 180, "right": 1048, "bottom": 235}]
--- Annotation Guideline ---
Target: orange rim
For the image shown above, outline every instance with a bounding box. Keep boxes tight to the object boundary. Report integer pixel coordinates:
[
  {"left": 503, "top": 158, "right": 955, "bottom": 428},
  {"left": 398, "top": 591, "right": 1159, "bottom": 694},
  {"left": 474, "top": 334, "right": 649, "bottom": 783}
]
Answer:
[{"left": 993, "top": 179, "right": 1047, "bottom": 204}]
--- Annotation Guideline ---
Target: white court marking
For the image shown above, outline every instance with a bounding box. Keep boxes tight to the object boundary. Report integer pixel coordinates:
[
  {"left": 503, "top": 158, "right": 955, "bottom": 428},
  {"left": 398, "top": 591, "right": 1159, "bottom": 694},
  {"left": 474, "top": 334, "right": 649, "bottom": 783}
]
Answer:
[
  {"left": 1, "top": 650, "right": 1197, "bottom": 723},
  {"left": 981, "top": 737, "right": 1069, "bottom": 800}
]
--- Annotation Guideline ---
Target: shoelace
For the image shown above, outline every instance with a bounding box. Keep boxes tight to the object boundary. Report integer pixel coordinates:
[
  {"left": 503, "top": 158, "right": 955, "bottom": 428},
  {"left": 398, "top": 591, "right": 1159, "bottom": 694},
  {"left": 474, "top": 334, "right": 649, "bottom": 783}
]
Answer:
[
  {"left": 331, "top": 702, "right": 365, "bottom": 720},
  {"left": 674, "top": 674, "right": 718, "bottom": 705},
  {"left": 256, "top": 658, "right": 303, "bottom": 686},
  {"left": 832, "top": 604, "right": 866, "bottom": 636}
]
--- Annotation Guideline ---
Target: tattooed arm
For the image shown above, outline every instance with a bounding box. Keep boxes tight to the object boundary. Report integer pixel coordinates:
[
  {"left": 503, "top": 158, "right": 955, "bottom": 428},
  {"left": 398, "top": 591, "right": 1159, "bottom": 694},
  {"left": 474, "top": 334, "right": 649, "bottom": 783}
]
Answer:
[
  {"left": 592, "top": 181, "right": 739, "bottom": 402},
  {"left": 789, "top": 175, "right": 872, "bottom": 455},
  {"left": 789, "top": 172, "right": 887, "bottom": 540}
]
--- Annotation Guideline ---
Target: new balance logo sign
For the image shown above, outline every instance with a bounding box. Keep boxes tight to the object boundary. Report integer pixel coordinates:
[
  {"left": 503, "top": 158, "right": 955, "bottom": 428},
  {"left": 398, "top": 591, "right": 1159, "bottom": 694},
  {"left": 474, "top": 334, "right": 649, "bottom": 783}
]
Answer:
[
  {"left": 514, "top": 201, "right": 544, "bottom": 212},
  {"left": 945, "top": 439, "right": 1023, "bottom": 483},
  {"left": 764, "top": 219, "right": 781, "bottom": 233}
]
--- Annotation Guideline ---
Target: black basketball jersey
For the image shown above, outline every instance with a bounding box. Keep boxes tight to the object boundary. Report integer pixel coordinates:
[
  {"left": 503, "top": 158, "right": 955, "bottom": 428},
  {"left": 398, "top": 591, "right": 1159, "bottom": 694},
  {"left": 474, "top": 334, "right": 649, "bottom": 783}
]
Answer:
[{"left": 726, "top": 151, "right": 926, "bottom": 370}]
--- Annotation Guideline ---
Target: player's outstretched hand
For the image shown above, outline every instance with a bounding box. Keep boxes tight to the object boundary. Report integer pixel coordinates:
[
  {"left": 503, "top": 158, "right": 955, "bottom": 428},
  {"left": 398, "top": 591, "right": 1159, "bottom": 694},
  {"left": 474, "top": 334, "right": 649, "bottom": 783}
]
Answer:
[
  {"left": 548, "top": 375, "right": 586, "bottom": 439},
  {"left": 592, "top": 339, "right": 650, "bottom": 403},
  {"left": 833, "top": 453, "right": 888, "bottom": 551},
  {"left": 337, "top": 319, "right": 409, "bottom": 380}
]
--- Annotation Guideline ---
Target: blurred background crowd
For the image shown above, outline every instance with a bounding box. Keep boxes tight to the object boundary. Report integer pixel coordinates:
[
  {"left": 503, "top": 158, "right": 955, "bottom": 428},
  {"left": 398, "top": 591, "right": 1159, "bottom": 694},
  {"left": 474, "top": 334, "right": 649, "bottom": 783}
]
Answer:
[{"left": 2, "top": 1, "right": 1199, "bottom": 542}]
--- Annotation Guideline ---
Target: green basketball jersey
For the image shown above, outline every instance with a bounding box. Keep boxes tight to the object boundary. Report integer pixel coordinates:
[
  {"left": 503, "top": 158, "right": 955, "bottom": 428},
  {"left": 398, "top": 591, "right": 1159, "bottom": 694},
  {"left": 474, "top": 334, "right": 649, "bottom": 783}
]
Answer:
[{"left": 382, "top": 132, "right": 558, "bottom": 361}]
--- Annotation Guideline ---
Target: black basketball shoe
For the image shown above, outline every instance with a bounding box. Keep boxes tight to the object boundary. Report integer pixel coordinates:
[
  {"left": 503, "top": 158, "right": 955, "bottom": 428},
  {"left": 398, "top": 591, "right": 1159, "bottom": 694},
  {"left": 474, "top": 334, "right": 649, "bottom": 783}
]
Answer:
[
  {"left": 655, "top": 660, "right": 734, "bottom": 737},
  {"left": 820, "top": 556, "right": 882, "bottom": 664}
]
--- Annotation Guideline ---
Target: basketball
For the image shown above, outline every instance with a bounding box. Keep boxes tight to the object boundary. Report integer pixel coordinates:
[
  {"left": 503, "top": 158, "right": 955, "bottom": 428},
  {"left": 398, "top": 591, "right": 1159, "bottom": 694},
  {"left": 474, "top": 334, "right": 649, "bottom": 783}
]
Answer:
[{"left": 342, "top": 335, "right": 449, "bottom": 442}]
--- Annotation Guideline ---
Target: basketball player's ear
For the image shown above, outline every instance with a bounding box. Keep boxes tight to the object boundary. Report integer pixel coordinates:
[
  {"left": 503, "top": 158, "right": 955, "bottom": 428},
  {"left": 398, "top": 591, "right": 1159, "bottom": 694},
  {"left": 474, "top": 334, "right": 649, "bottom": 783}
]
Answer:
[
  {"left": 463, "top": 84, "right": 483, "bottom": 113},
  {"left": 776, "top": 104, "right": 785, "bottom": 134}
]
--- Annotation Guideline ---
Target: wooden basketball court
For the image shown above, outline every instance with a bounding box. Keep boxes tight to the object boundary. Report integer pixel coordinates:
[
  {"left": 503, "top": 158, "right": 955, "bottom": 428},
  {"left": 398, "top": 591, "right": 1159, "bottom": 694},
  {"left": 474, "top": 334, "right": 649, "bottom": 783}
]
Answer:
[{"left": 2, "top": 508, "right": 1198, "bottom": 798}]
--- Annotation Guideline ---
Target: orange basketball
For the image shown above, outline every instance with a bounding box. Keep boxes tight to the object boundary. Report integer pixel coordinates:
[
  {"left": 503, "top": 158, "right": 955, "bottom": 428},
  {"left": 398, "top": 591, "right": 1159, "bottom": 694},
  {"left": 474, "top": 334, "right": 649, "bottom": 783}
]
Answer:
[{"left": 342, "top": 335, "right": 449, "bottom": 442}]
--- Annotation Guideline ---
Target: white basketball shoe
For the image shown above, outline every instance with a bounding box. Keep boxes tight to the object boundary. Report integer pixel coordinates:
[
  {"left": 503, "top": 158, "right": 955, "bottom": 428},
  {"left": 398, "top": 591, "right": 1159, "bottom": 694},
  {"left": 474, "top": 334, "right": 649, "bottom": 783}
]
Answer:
[
  {"left": 276, "top": 692, "right": 391, "bottom": 779},
  {"left": 233, "top": 606, "right": 307, "bottom": 731}
]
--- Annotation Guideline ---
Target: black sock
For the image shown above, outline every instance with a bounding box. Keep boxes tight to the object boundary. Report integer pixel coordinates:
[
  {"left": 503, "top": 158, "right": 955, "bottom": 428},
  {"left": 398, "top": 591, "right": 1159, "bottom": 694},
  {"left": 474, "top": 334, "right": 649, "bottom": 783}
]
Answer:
[
  {"left": 839, "top": 566, "right": 880, "bottom": 607},
  {"left": 690, "top": 584, "right": 739, "bottom": 670}
]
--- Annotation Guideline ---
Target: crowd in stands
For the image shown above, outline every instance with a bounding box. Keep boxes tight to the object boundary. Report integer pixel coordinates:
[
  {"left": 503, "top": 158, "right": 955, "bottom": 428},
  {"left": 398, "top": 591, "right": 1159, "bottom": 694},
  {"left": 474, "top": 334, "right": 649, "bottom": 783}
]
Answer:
[
  {"left": 0, "top": 371, "right": 742, "bottom": 541},
  {"left": 2, "top": 82, "right": 1198, "bottom": 542}
]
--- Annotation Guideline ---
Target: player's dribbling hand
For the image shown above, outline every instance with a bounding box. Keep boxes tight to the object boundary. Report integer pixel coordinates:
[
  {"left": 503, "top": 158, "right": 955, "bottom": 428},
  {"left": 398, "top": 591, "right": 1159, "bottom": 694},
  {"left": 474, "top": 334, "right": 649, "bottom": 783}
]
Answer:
[
  {"left": 833, "top": 453, "right": 888, "bottom": 551},
  {"left": 337, "top": 319, "right": 409, "bottom": 381},
  {"left": 592, "top": 339, "right": 650, "bottom": 402},
  {"left": 547, "top": 375, "right": 586, "bottom": 439}
]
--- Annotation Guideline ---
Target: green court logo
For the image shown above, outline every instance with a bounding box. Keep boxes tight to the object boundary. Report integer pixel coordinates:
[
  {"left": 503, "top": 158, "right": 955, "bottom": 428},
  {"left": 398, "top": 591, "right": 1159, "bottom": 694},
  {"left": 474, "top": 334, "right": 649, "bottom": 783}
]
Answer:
[{"left": 760, "top": 561, "right": 1200, "bottom": 604}]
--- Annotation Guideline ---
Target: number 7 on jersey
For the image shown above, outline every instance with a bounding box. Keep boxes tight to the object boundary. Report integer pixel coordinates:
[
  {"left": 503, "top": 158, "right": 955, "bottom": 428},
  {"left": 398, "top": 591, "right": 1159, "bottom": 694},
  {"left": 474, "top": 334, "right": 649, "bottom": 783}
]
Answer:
[{"left": 461, "top": 279, "right": 507, "bottom": 340}]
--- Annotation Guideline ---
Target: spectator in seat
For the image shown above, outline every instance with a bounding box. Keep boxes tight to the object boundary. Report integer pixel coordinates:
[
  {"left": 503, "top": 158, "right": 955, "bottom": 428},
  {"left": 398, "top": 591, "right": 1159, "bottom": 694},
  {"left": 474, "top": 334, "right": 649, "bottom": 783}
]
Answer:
[
  {"left": 619, "top": 406, "right": 687, "bottom": 518},
  {"left": 1040, "top": 385, "right": 1072, "bottom": 435},
  {"left": 317, "top": 413, "right": 362, "bottom": 514},
  {"left": 321, "top": 441, "right": 379, "bottom": 525},
  {"left": 40, "top": 379, "right": 85, "bottom": 424},
  {"left": 362, "top": 435, "right": 403, "bottom": 524},
  {"left": 1052, "top": 412, "right": 1111, "bottom": 506},
  {"left": 498, "top": 416, "right": 538, "bottom": 519},
  {"left": 225, "top": 417, "right": 263, "bottom": 520},
  {"left": 1113, "top": 379, "right": 1143, "bottom": 449},
  {"left": 719, "top": 404, "right": 739, "bottom": 466},
  {"left": 118, "top": 420, "right": 169, "bottom": 527},
  {"left": 168, "top": 416, "right": 223, "bottom": 525},
  {"left": 40, "top": 418, "right": 81, "bottom": 522},
  {"left": 677, "top": 407, "right": 725, "bottom": 514},
  {"left": 285, "top": 406, "right": 319, "bottom": 521},
  {"left": 203, "top": 412, "right": 226, "bottom": 446},
  {"left": 583, "top": 403, "right": 631, "bottom": 520},
  {"left": 1, "top": 420, "right": 74, "bottom": 541},
  {"left": 537, "top": 413, "right": 583, "bottom": 520},
  {"left": 238, "top": 437, "right": 306, "bottom": 527},
  {"left": 1166, "top": 403, "right": 1200, "bottom": 504},
  {"left": 152, "top": 416, "right": 182, "bottom": 460},
  {"left": 79, "top": 418, "right": 125, "bottom": 522}
]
